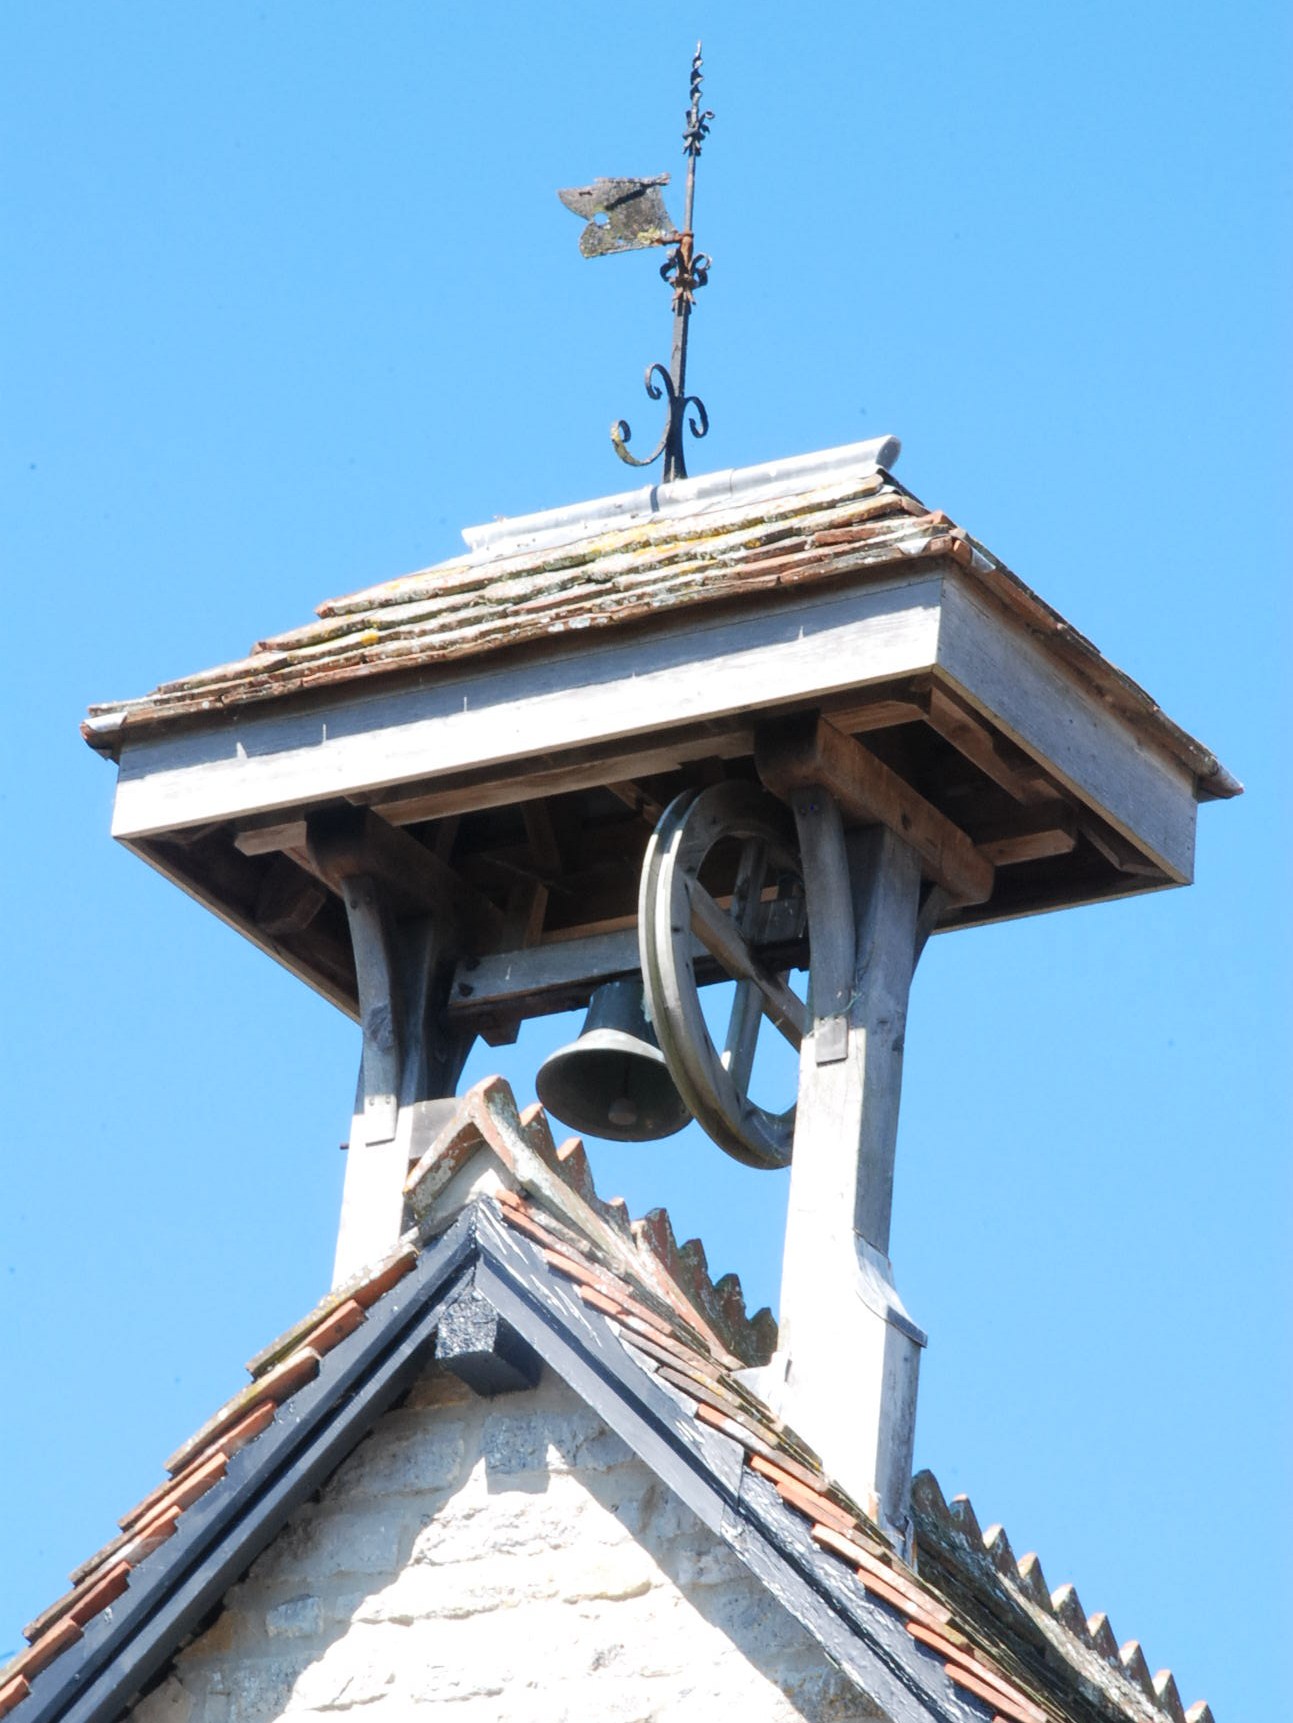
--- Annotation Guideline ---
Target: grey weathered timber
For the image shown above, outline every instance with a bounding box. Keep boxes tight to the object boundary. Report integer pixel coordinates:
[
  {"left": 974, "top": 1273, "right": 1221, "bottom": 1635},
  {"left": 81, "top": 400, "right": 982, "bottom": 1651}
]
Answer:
[
  {"left": 307, "top": 805, "right": 502, "bottom": 950},
  {"left": 109, "top": 574, "right": 946, "bottom": 838},
  {"left": 108, "top": 565, "right": 1204, "bottom": 899},
  {"left": 740, "top": 816, "right": 927, "bottom": 1546},
  {"left": 332, "top": 906, "right": 474, "bottom": 1288},
  {"left": 757, "top": 717, "right": 994, "bottom": 906},
  {"left": 936, "top": 578, "right": 1196, "bottom": 880},
  {"left": 445, "top": 891, "right": 808, "bottom": 1027},
  {"left": 339, "top": 876, "right": 401, "bottom": 1146},
  {"left": 639, "top": 784, "right": 804, "bottom": 1169}
]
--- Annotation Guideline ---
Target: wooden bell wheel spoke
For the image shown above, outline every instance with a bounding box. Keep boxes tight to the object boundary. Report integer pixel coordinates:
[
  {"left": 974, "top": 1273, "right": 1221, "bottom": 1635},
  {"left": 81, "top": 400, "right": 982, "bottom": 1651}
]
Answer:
[{"left": 639, "top": 781, "right": 806, "bottom": 1170}]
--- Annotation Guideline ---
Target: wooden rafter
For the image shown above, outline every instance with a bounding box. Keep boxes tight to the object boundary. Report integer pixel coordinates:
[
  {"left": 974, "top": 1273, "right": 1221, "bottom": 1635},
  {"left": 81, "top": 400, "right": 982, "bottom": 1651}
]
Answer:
[{"left": 755, "top": 717, "right": 995, "bottom": 906}]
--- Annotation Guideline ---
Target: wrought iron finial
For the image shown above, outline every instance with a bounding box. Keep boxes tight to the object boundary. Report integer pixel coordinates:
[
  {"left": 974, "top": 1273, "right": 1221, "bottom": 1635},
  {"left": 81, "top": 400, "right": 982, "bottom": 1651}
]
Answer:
[
  {"left": 557, "top": 44, "right": 713, "bottom": 483},
  {"left": 683, "top": 42, "right": 713, "bottom": 158}
]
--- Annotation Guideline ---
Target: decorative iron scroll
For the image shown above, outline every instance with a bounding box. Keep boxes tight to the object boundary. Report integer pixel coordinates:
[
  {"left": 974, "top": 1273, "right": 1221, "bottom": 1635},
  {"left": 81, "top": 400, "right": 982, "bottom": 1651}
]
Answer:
[{"left": 558, "top": 44, "right": 714, "bottom": 482}]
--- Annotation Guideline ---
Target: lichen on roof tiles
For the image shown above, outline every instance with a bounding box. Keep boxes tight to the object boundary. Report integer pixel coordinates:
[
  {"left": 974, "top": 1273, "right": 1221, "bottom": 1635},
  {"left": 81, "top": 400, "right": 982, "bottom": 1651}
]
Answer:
[
  {"left": 1, "top": 1078, "right": 1216, "bottom": 1723},
  {"left": 80, "top": 442, "right": 1236, "bottom": 799}
]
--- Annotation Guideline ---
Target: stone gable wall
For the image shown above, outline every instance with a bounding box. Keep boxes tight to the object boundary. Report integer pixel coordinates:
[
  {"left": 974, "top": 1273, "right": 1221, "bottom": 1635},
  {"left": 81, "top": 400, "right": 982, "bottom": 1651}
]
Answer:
[{"left": 131, "top": 1366, "right": 884, "bottom": 1723}]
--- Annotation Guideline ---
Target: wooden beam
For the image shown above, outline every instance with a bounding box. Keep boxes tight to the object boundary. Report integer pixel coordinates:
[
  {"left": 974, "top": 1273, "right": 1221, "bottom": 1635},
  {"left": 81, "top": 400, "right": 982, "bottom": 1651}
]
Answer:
[
  {"left": 502, "top": 876, "right": 548, "bottom": 947},
  {"left": 254, "top": 854, "right": 328, "bottom": 936},
  {"left": 1077, "top": 815, "right": 1162, "bottom": 878},
  {"left": 133, "top": 836, "right": 357, "bottom": 1018},
  {"left": 234, "top": 818, "right": 309, "bottom": 857},
  {"left": 480, "top": 877, "right": 550, "bottom": 1046},
  {"left": 339, "top": 875, "right": 401, "bottom": 1146},
  {"left": 305, "top": 806, "right": 503, "bottom": 951},
  {"left": 445, "top": 893, "right": 807, "bottom": 1025},
  {"left": 821, "top": 675, "right": 931, "bottom": 738},
  {"left": 925, "top": 683, "right": 1053, "bottom": 804},
  {"left": 521, "top": 799, "right": 564, "bottom": 874},
  {"left": 366, "top": 727, "right": 752, "bottom": 827},
  {"left": 112, "top": 574, "right": 943, "bottom": 839},
  {"left": 970, "top": 800, "right": 1077, "bottom": 867},
  {"left": 688, "top": 882, "right": 808, "bottom": 1048},
  {"left": 604, "top": 780, "right": 666, "bottom": 825},
  {"left": 936, "top": 580, "right": 1195, "bottom": 881},
  {"left": 755, "top": 717, "right": 995, "bottom": 906},
  {"left": 333, "top": 907, "right": 474, "bottom": 1287}
]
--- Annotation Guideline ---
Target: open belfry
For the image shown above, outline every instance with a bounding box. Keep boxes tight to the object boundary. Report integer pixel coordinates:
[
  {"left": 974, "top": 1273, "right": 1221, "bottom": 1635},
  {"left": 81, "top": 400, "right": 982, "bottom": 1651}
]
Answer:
[{"left": 5, "top": 50, "right": 1234, "bottom": 1723}]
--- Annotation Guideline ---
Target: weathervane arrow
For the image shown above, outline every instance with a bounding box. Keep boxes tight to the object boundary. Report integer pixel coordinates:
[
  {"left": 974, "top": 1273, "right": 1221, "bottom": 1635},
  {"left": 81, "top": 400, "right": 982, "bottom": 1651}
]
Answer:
[{"left": 557, "top": 43, "right": 714, "bottom": 482}]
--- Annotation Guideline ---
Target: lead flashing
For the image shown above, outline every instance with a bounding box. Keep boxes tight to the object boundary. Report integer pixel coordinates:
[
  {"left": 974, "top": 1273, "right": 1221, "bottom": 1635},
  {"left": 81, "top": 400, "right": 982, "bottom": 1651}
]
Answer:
[{"left": 460, "top": 435, "right": 903, "bottom": 561}]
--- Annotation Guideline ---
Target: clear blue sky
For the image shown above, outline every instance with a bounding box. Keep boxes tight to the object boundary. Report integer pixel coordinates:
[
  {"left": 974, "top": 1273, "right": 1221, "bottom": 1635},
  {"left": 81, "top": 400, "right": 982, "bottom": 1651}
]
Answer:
[{"left": 1, "top": 4, "right": 1288, "bottom": 1718}]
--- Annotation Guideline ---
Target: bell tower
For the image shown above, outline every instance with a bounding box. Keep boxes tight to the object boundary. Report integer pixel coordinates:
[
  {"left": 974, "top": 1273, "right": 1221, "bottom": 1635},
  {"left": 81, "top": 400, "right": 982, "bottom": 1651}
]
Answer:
[{"left": 83, "top": 429, "right": 1237, "bottom": 1549}]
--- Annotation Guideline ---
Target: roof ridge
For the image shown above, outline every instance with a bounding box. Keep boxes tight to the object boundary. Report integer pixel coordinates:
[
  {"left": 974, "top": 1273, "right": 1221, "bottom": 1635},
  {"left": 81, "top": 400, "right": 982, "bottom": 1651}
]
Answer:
[
  {"left": 910, "top": 1470, "right": 1212, "bottom": 1723},
  {"left": 1, "top": 1146, "right": 1204, "bottom": 1723},
  {"left": 403, "top": 1076, "right": 777, "bottom": 1368}
]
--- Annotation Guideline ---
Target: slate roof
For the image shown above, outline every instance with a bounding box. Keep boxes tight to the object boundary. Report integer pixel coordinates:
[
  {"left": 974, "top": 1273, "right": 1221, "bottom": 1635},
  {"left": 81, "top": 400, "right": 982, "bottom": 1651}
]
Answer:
[
  {"left": 81, "top": 440, "right": 1235, "bottom": 800},
  {"left": 1, "top": 1078, "right": 1215, "bottom": 1723}
]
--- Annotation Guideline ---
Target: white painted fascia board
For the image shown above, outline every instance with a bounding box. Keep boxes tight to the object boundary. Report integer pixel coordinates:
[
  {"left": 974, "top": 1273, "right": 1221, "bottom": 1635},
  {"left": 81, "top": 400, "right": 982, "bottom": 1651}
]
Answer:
[{"left": 110, "top": 572, "right": 945, "bottom": 840}]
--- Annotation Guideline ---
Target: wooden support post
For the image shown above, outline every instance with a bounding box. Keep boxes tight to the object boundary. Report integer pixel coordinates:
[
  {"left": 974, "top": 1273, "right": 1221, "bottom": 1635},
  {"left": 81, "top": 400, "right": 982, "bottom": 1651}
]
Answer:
[
  {"left": 756, "top": 716, "right": 995, "bottom": 906},
  {"left": 332, "top": 896, "right": 474, "bottom": 1289},
  {"left": 738, "top": 804, "right": 928, "bottom": 1550},
  {"left": 341, "top": 876, "right": 402, "bottom": 1147}
]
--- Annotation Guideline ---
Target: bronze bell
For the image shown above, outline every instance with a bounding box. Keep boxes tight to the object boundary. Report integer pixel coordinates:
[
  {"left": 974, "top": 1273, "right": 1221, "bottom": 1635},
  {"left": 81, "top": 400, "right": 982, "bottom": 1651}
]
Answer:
[{"left": 535, "top": 977, "right": 691, "bottom": 1142}]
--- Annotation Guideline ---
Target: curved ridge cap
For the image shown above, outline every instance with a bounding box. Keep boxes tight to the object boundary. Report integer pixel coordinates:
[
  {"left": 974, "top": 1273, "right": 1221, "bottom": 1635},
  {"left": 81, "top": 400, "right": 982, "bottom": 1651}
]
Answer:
[
  {"left": 459, "top": 435, "right": 902, "bottom": 561},
  {"left": 405, "top": 1076, "right": 775, "bottom": 1368},
  {"left": 909, "top": 1469, "right": 1211, "bottom": 1722}
]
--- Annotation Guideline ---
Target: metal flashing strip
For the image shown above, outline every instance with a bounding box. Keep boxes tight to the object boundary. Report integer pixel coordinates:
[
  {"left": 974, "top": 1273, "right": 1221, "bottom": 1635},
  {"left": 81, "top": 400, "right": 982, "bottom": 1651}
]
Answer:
[{"left": 460, "top": 435, "right": 903, "bottom": 560}]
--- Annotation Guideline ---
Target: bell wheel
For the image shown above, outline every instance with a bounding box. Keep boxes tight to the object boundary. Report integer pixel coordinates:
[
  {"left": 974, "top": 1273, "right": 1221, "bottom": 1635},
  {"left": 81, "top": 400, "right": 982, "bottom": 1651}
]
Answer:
[{"left": 638, "top": 781, "right": 808, "bottom": 1169}]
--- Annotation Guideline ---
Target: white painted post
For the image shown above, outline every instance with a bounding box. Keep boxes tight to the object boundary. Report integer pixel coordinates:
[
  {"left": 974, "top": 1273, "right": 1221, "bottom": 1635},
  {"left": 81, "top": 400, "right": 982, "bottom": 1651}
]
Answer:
[{"left": 740, "top": 813, "right": 926, "bottom": 1547}]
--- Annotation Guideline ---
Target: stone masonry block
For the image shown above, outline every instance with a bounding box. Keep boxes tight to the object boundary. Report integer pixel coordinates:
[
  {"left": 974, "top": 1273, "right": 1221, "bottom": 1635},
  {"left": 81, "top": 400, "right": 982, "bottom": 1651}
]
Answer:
[
  {"left": 326, "top": 1419, "right": 465, "bottom": 1504},
  {"left": 286, "top": 1631, "right": 398, "bottom": 1713},
  {"left": 557, "top": 1545, "right": 658, "bottom": 1604},
  {"left": 403, "top": 1362, "right": 478, "bottom": 1410},
  {"left": 131, "top": 1678, "right": 192, "bottom": 1723},
  {"left": 133, "top": 1373, "right": 892, "bottom": 1723},
  {"left": 481, "top": 1407, "right": 631, "bottom": 1478},
  {"left": 354, "top": 1555, "right": 559, "bottom": 1624},
  {"left": 410, "top": 1474, "right": 605, "bottom": 1566},
  {"left": 247, "top": 1504, "right": 402, "bottom": 1585},
  {"left": 264, "top": 1595, "right": 322, "bottom": 1639},
  {"left": 670, "top": 1542, "right": 746, "bottom": 1588},
  {"left": 222, "top": 1660, "right": 300, "bottom": 1723}
]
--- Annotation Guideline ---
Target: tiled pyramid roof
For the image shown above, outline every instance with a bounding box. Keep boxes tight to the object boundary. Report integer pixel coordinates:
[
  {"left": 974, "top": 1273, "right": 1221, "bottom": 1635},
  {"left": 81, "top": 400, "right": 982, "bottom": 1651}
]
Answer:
[
  {"left": 1, "top": 1079, "right": 1214, "bottom": 1723},
  {"left": 81, "top": 442, "right": 1233, "bottom": 800}
]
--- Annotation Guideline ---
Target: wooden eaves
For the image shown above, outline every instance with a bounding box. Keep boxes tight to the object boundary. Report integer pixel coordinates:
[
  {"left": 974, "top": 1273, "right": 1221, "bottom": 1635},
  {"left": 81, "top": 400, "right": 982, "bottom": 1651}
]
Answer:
[{"left": 80, "top": 439, "right": 1239, "bottom": 1029}]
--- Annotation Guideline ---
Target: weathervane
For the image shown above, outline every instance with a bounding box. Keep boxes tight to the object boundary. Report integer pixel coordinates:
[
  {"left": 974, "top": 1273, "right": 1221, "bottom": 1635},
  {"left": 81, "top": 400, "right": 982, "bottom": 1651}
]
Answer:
[{"left": 558, "top": 43, "right": 714, "bottom": 482}]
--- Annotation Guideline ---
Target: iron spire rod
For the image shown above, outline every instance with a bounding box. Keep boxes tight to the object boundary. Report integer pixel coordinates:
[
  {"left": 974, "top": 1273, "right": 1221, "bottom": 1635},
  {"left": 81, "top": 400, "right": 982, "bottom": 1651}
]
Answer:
[
  {"left": 608, "top": 43, "right": 713, "bottom": 483},
  {"left": 656, "top": 42, "right": 712, "bottom": 481}
]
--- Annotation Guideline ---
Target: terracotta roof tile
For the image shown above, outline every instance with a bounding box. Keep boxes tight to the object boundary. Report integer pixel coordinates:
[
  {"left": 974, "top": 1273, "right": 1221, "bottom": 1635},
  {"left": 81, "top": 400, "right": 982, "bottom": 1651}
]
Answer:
[
  {"left": 2, "top": 1078, "right": 1214, "bottom": 1723},
  {"left": 80, "top": 444, "right": 1233, "bottom": 800},
  {"left": 162, "top": 1346, "right": 318, "bottom": 1477},
  {"left": 0, "top": 1677, "right": 31, "bottom": 1719}
]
